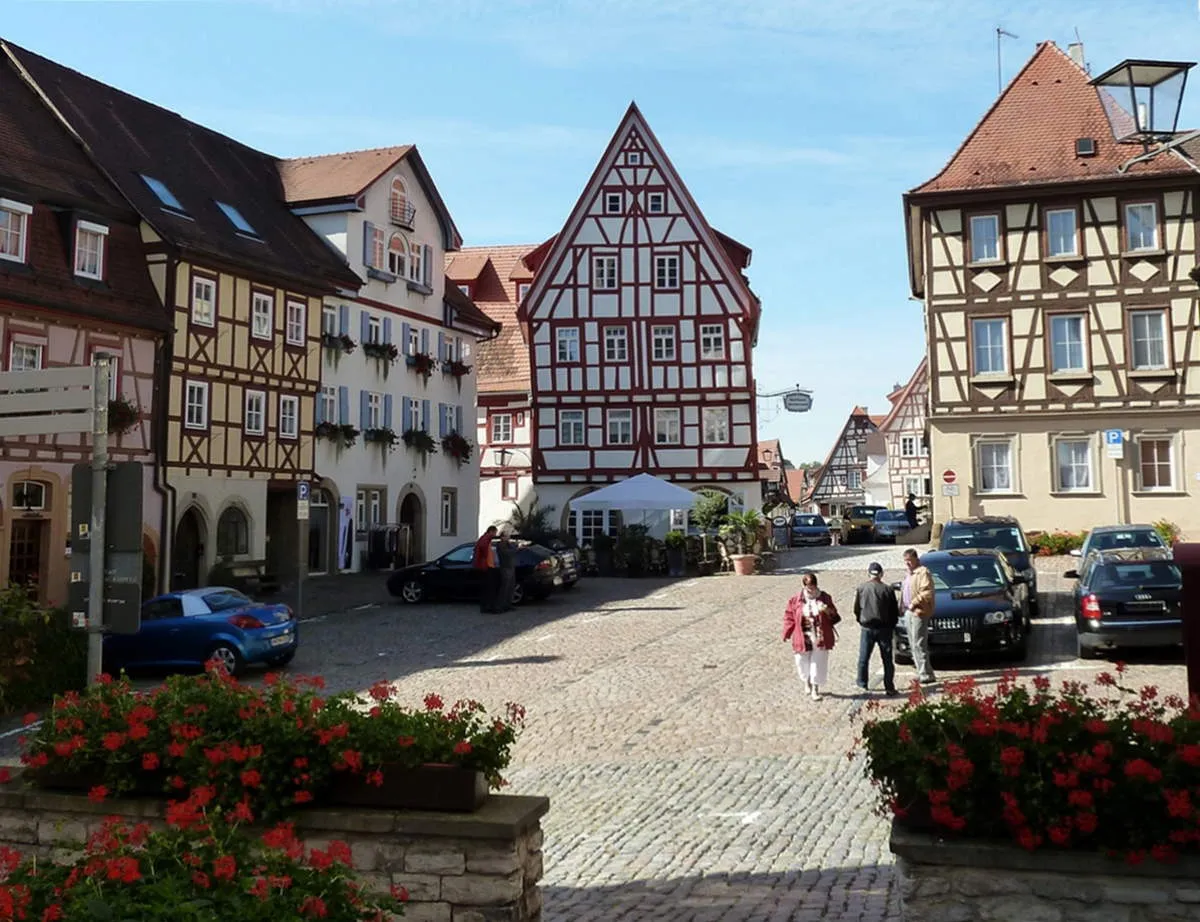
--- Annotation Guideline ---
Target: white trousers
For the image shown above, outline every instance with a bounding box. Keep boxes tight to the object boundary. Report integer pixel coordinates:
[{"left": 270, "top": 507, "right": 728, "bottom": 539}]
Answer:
[{"left": 794, "top": 650, "right": 830, "bottom": 688}]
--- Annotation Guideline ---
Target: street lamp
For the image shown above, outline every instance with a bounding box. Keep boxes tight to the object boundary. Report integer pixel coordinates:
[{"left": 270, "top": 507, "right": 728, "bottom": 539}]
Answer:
[
  {"left": 495, "top": 447, "right": 532, "bottom": 468},
  {"left": 1091, "top": 59, "right": 1195, "bottom": 146}
]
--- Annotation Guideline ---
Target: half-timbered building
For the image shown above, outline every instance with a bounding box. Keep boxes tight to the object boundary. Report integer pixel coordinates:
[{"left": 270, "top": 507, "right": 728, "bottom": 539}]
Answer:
[
  {"left": 806, "top": 407, "right": 883, "bottom": 517},
  {"left": 906, "top": 42, "right": 1200, "bottom": 533},
  {"left": 0, "top": 50, "right": 169, "bottom": 603},
  {"left": 757, "top": 438, "right": 788, "bottom": 505},
  {"left": 281, "top": 146, "right": 497, "bottom": 570},
  {"left": 877, "top": 358, "right": 931, "bottom": 508},
  {"left": 515, "top": 104, "right": 763, "bottom": 538},
  {"left": 9, "top": 41, "right": 363, "bottom": 589}
]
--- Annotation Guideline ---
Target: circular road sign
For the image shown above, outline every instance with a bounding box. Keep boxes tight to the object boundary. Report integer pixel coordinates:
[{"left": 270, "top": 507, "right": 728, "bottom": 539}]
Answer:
[{"left": 942, "top": 469, "right": 957, "bottom": 485}]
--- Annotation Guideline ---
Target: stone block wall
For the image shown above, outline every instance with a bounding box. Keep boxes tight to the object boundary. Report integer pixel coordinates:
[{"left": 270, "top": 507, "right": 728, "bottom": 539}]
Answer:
[
  {"left": 0, "top": 779, "right": 547, "bottom": 922},
  {"left": 892, "top": 823, "right": 1200, "bottom": 922}
]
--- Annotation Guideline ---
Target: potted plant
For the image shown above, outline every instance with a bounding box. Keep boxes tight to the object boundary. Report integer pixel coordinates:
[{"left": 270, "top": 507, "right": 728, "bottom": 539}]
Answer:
[
  {"left": 592, "top": 531, "right": 616, "bottom": 577},
  {"left": 441, "top": 431, "right": 473, "bottom": 466},
  {"left": 690, "top": 489, "right": 729, "bottom": 565},
  {"left": 720, "top": 509, "right": 762, "bottom": 575},
  {"left": 320, "top": 332, "right": 356, "bottom": 356},
  {"left": 401, "top": 428, "right": 438, "bottom": 467},
  {"left": 444, "top": 358, "right": 473, "bottom": 391},
  {"left": 616, "top": 525, "right": 650, "bottom": 577},
  {"left": 406, "top": 351, "right": 438, "bottom": 382},
  {"left": 361, "top": 340, "right": 400, "bottom": 377},
  {"left": 315, "top": 421, "right": 359, "bottom": 449},
  {"left": 107, "top": 395, "right": 140, "bottom": 437},
  {"left": 363, "top": 426, "right": 399, "bottom": 452},
  {"left": 664, "top": 530, "right": 687, "bottom": 577}
]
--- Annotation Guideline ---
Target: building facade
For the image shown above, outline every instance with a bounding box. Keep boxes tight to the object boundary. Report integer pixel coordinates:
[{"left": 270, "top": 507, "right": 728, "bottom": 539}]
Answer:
[
  {"left": 0, "top": 50, "right": 169, "bottom": 603},
  {"left": 806, "top": 407, "right": 883, "bottom": 517},
  {"left": 281, "top": 146, "right": 496, "bottom": 570},
  {"left": 906, "top": 42, "right": 1200, "bottom": 534},
  {"left": 878, "top": 358, "right": 932, "bottom": 508}
]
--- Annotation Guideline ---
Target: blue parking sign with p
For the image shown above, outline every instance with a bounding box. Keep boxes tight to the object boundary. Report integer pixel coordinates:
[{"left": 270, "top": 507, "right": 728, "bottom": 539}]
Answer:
[
  {"left": 297, "top": 482, "right": 310, "bottom": 501},
  {"left": 1105, "top": 429, "right": 1123, "bottom": 445}
]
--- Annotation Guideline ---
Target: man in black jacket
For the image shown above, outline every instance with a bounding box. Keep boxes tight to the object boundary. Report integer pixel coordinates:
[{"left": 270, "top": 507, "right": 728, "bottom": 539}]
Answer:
[{"left": 854, "top": 561, "right": 900, "bottom": 695}]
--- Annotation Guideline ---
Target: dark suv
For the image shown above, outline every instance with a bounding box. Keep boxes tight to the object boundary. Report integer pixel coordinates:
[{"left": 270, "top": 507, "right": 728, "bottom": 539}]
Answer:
[
  {"left": 1064, "top": 547, "right": 1182, "bottom": 659},
  {"left": 937, "top": 516, "right": 1040, "bottom": 615}
]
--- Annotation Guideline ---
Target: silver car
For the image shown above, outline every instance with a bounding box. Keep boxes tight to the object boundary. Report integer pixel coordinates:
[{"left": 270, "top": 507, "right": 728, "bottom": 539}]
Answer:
[{"left": 872, "top": 510, "right": 911, "bottom": 543}]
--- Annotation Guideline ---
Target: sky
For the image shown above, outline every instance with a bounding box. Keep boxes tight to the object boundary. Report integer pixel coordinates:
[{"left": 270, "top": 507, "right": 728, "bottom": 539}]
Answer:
[{"left": 6, "top": 0, "right": 1200, "bottom": 466}]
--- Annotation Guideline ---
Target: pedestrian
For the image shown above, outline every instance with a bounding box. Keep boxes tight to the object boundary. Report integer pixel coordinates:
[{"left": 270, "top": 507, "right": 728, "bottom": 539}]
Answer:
[
  {"left": 854, "top": 562, "right": 899, "bottom": 695},
  {"left": 472, "top": 525, "right": 500, "bottom": 613},
  {"left": 904, "top": 493, "right": 919, "bottom": 530},
  {"left": 495, "top": 531, "right": 519, "bottom": 613},
  {"left": 901, "top": 548, "right": 936, "bottom": 685},
  {"left": 782, "top": 571, "right": 841, "bottom": 701}
]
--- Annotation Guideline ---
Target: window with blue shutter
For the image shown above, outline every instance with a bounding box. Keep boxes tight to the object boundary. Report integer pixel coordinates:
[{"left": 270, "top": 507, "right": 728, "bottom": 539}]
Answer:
[
  {"left": 420, "top": 328, "right": 429, "bottom": 356},
  {"left": 383, "top": 317, "right": 393, "bottom": 344},
  {"left": 437, "top": 332, "right": 446, "bottom": 362},
  {"left": 315, "top": 393, "right": 324, "bottom": 425},
  {"left": 360, "top": 390, "right": 369, "bottom": 429},
  {"left": 455, "top": 405, "right": 463, "bottom": 434},
  {"left": 360, "top": 310, "right": 370, "bottom": 344},
  {"left": 422, "top": 245, "right": 432, "bottom": 287},
  {"left": 422, "top": 399, "right": 431, "bottom": 433},
  {"left": 362, "top": 221, "right": 375, "bottom": 268},
  {"left": 338, "top": 386, "right": 349, "bottom": 425},
  {"left": 339, "top": 305, "right": 350, "bottom": 336},
  {"left": 401, "top": 322, "right": 412, "bottom": 355},
  {"left": 401, "top": 397, "right": 412, "bottom": 433},
  {"left": 384, "top": 394, "right": 393, "bottom": 430},
  {"left": 438, "top": 403, "right": 447, "bottom": 438}
]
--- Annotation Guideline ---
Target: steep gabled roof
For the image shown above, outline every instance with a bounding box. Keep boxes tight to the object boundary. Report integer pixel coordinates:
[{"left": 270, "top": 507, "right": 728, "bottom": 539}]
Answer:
[
  {"left": 445, "top": 253, "right": 491, "bottom": 283},
  {"left": 911, "top": 42, "right": 1197, "bottom": 196},
  {"left": 807, "top": 407, "right": 879, "bottom": 499},
  {"left": 878, "top": 358, "right": 928, "bottom": 432},
  {"left": 757, "top": 439, "right": 784, "bottom": 482}
]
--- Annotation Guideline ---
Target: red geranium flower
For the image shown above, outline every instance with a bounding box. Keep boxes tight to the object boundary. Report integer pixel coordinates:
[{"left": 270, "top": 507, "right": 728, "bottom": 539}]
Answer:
[
  {"left": 453, "top": 741, "right": 472, "bottom": 756},
  {"left": 142, "top": 752, "right": 160, "bottom": 771}
]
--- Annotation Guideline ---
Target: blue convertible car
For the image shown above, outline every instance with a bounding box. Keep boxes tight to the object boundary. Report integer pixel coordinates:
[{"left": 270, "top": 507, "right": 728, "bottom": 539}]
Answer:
[{"left": 102, "top": 588, "right": 298, "bottom": 677}]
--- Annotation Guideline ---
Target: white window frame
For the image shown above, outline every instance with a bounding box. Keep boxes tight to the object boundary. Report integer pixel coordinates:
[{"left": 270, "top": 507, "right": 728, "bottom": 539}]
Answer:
[
  {"left": 702, "top": 406, "right": 729, "bottom": 444},
  {"left": 501, "top": 477, "right": 519, "bottom": 501},
  {"left": 184, "top": 380, "right": 209, "bottom": 430},
  {"left": 73, "top": 220, "right": 108, "bottom": 280},
  {"left": 972, "top": 317, "right": 1009, "bottom": 376},
  {"left": 903, "top": 476, "right": 924, "bottom": 498},
  {"left": 285, "top": 301, "right": 305, "bottom": 346},
  {"left": 968, "top": 214, "right": 1001, "bottom": 264},
  {"left": 556, "top": 327, "right": 580, "bottom": 363},
  {"left": 1049, "top": 313, "right": 1087, "bottom": 374},
  {"left": 251, "top": 291, "right": 274, "bottom": 340},
  {"left": 593, "top": 255, "right": 618, "bottom": 290},
  {"left": 388, "top": 234, "right": 407, "bottom": 276},
  {"left": 12, "top": 481, "right": 46, "bottom": 511},
  {"left": 976, "top": 439, "right": 1015, "bottom": 494},
  {"left": 604, "top": 192, "right": 622, "bottom": 214},
  {"left": 91, "top": 349, "right": 119, "bottom": 399},
  {"left": 1045, "top": 208, "right": 1079, "bottom": 258},
  {"left": 559, "top": 409, "right": 585, "bottom": 446},
  {"left": 900, "top": 435, "right": 919, "bottom": 458},
  {"left": 356, "top": 490, "right": 367, "bottom": 532},
  {"left": 367, "top": 393, "right": 382, "bottom": 431},
  {"left": 1053, "top": 437, "right": 1093, "bottom": 493},
  {"left": 1136, "top": 435, "right": 1176, "bottom": 492},
  {"left": 0, "top": 199, "right": 32, "bottom": 264},
  {"left": 1130, "top": 309, "right": 1169, "bottom": 371},
  {"left": 8, "top": 342, "right": 42, "bottom": 372},
  {"left": 647, "top": 192, "right": 665, "bottom": 214},
  {"left": 191, "top": 276, "right": 216, "bottom": 327},
  {"left": 367, "top": 315, "right": 382, "bottom": 345},
  {"left": 607, "top": 409, "right": 633, "bottom": 445},
  {"left": 409, "top": 397, "right": 426, "bottom": 433},
  {"left": 603, "top": 326, "right": 628, "bottom": 362},
  {"left": 651, "top": 325, "right": 676, "bottom": 362},
  {"left": 368, "top": 489, "right": 382, "bottom": 527},
  {"left": 848, "top": 470, "right": 863, "bottom": 490},
  {"left": 491, "top": 413, "right": 513, "bottom": 444},
  {"left": 1125, "top": 202, "right": 1159, "bottom": 253},
  {"left": 699, "top": 324, "right": 725, "bottom": 360},
  {"left": 320, "top": 386, "right": 337, "bottom": 424},
  {"left": 321, "top": 305, "right": 338, "bottom": 337},
  {"left": 367, "top": 226, "right": 385, "bottom": 269},
  {"left": 653, "top": 408, "right": 680, "bottom": 445},
  {"left": 279, "top": 395, "right": 299, "bottom": 439},
  {"left": 440, "top": 488, "right": 458, "bottom": 537},
  {"left": 654, "top": 255, "right": 680, "bottom": 290},
  {"left": 409, "top": 241, "right": 424, "bottom": 283},
  {"left": 517, "top": 283, "right": 531, "bottom": 302},
  {"left": 244, "top": 390, "right": 266, "bottom": 435}
]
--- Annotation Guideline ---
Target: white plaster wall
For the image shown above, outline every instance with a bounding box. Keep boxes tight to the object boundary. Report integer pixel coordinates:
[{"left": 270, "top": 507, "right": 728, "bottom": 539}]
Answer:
[{"left": 168, "top": 473, "right": 268, "bottom": 583}]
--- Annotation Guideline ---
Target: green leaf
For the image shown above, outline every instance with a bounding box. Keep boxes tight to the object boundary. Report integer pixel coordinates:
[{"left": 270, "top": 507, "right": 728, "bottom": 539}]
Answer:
[{"left": 86, "top": 899, "right": 113, "bottom": 920}]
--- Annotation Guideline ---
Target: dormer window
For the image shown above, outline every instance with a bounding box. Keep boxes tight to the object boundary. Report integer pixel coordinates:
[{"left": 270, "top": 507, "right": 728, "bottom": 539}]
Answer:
[
  {"left": 141, "top": 175, "right": 186, "bottom": 213},
  {"left": 0, "top": 199, "right": 32, "bottom": 264},
  {"left": 517, "top": 283, "right": 531, "bottom": 302},
  {"left": 604, "top": 192, "right": 623, "bottom": 214},
  {"left": 216, "top": 201, "right": 258, "bottom": 237},
  {"left": 74, "top": 221, "right": 108, "bottom": 280}
]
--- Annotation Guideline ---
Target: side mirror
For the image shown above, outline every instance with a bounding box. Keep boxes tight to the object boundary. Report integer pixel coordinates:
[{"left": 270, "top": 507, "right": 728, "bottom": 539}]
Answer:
[
  {"left": 890, "top": 581, "right": 902, "bottom": 592},
  {"left": 1011, "top": 574, "right": 1027, "bottom": 585},
  {"left": 1063, "top": 569, "right": 1079, "bottom": 580},
  {"left": 1069, "top": 548, "right": 1082, "bottom": 557}
]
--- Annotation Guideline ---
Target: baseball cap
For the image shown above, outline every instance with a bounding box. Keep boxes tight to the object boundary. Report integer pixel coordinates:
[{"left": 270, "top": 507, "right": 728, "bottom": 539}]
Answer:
[{"left": 867, "top": 562, "right": 884, "bottom": 576}]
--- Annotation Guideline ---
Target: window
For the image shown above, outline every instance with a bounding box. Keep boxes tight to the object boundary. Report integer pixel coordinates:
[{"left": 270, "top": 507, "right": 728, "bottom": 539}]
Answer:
[
  {"left": 971, "top": 317, "right": 1008, "bottom": 375},
  {"left": 647, "top": 192, "right": 665, "bottom": 214},
  {"left": 593, "top": 255, "right": 618, "bottom": 289},
  {"left": 1138, "top": 438, "right": 1174, "bottom": 491},
  {"left": 1130, "top": 310, "right": 1168, "bottom": 370},
  {"left": 12, "top": 481, "right": 46, "bottom": 511},
  {"left": 517, "top": 283, "right": 531, "bottom": 302},
  {"left": 607, "top": 409, "right": 633, "bottom": 445},
  {"left": 968, "top": 214, "right": 1001, "bottom": 263},
  {"left": 654, "top": 408, "right": 680, "bottom": 445},
  {"left": 322, "top": 305, "right": 338, "bottom": 336},
  {"left": 458, "top": 284, "right": 470, "bottom": 296},
  {"left": 367, "top": 225, "right": 385, "bottom": 269},
  {"left": 251, "top": 291, "right": 273, "bottom": 339},
  {"left": 1049, "top": 314, "right": 1087, "bottom": 373},
  {"left": 604, "top": 192, "right": 622, "bottom": 214},
  {"left": 9, "top": 342, "right": 42, "bottom": 372},
  {"left": 184, "top": 381, "right": 209, "bottom": 429},
  {"left": 699, "top": 324, "right": 725, "bottom": 360},
  {"left": 0, "top": 199, "right": 31, "bottom": 263},
  {"left": 651, "top": 325, "right": 676, "bottom": 361},
  {"left": 216, "top": 202, "right": 257, "bottom": 236},
  {"left": 501, "top": 477, "right": 519, "bottom": 501},
  {"left": 627, "top": 152, "right": 642, "bottom": 165},
  {"left": 491, "top": 413, "right": 513, "bottom": 443},
  {"left": 848, "top": 470, "right": 863, "bottom": 490},
  {"left": 141, "top": 175, "right": 184, "bottom": 211},
  {"left": 408, "top": 326, "right": 420, "bottom": 356},
  {"left": 567, "top": 508, "right": 623, "bottom": 546},
  {"left": 216, "top": 507, "right": 249, "bottom": 557},
  {"left": 191, "top": 276, "right": 216, "bottom": 326},
  {"left": 409, "top": 397, "right": 427, "bottom": 432},
  {"left": 1055, "top": 438, "right": 1092, "bottom": 492},
  {"left": 900, "top": 435, "right": 919, "bottom": 458},
  {"left": 904, "top": 476, "right": 924, "bottom": 498},
  {"left": 603, "top": 327, "right": 628, "bottom": 362},
  {"left": 556, "top": 327, "right": 580, "bottom": 362},
  {"left": 1125, "top": 202, "right": 1158, "bottom": 252},
  {"left": 285, "top": 301, "right": 305, "bottom": 346},
  {"left": 389, "top": 178, "right": 411, "bottom": 224},
  {"left": 244, "top": 390, "right": 266, "bottom": 435},
  {"left": 320, "top": 386, "right": 337, "bottom": 424},
  {"left": 366, "top": 393, "right": 382, "bottom": 430},
  {"left": 356, "top": 489, "right": 383, "bottom": 531},
  {"left": 367, "top": 316, "right": 382, "bottom": 344},
  {"left": 409, "top": 241, "right": 424, "bottom": 282},
  {"left": 560, "top": 409, "right": 585, "bottom": 446},
  {"left": 977, "top": 441, "right": 1013, "bottom": 493},
  {"left": 654, "top": 255, "right": 680, "bottom": 290},
  {"left": 440, "top": 488, "right": 458, "bottom": 536},
  {"left": 73, "top": 221, "right": 107, "bottom": 279},
  {"left": 388, "top": 235, "right": 407, "bottom": 276},
  {"left": 279, "top": 395, "right": 299, "bottom": 439},
  {"left": 92, "top": 350, "right": 119, "bottom": 399},
  {"left": 702, "top": 406, "right": 729, "bottom": 444},
  {"left": 1045, "top": 208, "right": 1078, "bottom": 258}
]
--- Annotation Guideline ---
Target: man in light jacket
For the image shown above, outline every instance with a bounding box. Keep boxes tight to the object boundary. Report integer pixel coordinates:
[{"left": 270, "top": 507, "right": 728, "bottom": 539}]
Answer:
[{"left": 901, "top": 548, "right": 936, "bottom": 685}]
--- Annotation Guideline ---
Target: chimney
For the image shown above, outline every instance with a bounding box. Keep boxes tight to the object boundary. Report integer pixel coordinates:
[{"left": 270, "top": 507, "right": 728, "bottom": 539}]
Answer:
[{"left": 1068, "top": 42, "right": 1085, "bottom": 68}]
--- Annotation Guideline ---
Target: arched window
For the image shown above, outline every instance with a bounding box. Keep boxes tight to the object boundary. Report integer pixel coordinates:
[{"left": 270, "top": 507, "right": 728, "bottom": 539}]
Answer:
[
  {"left": 389, "top": 178, "right": 410, "bottom": 224},
  {"left": 12, "top": 481, "right": 47, "bottom": 511},
  {"left": 387, "top": 234, "right": 407, "bottom": 277},
  {"left": 216, "top": 506, "right": 249, "bottom": 558}
]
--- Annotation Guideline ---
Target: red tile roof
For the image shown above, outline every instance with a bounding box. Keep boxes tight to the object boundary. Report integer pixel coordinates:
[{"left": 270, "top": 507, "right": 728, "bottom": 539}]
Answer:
[
  {"left": 279, "top": 146, "right": 412, "bottom": 203},
  {"left": 912, "top": 42, "right": 1198, "bottom": 195},
  {"left": 878, "top": 358, "right": 928, "bottom": 432},
  {"left": 445, "top": 253, "right": 491, "bottom": 283},
  {"left": 785, "top": 470, "right": 808, "bottom": 504}
]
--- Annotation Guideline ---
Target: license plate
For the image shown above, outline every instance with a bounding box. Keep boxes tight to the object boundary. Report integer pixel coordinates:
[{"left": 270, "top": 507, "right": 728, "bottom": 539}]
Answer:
[
  {"left": 963, "top": 632, "right": 972, "bottom": 643},
  {"left": 553, "top": 576, "right": 563, "bottom": 586},
  {"left": 269, "top": 634, "right": 292, "bottom": 647}
]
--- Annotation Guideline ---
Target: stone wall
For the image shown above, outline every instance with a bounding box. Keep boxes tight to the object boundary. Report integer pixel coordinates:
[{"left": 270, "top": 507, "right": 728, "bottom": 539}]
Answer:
[
  {"left": 0, "top": 778, "right": 547, "bottom": 922},
  {"left": 892, "top": 823, "right": 1200, "bottom": 922}
]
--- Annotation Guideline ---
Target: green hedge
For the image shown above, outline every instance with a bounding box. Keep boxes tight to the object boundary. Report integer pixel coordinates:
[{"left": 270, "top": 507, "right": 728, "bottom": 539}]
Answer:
[{"left": 0, "top": 585, "right": 86, "bottom": 715}]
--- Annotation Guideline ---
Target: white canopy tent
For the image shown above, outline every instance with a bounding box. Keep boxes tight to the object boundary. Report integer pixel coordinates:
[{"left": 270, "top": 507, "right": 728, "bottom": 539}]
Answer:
[{"left": 569, "top": 473, "right": 699, "bottom": 513}]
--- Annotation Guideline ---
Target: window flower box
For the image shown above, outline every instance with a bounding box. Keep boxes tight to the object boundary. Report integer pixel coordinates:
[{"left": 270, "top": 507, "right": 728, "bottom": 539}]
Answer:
[
  {"left": 107, "top": 395, "right": 141, "bottom": 437},
  {"left": 361, "top": 341, "right": 400, "bottom": 378},
  {"left": 315, "top": 421, "right": 359, "bottom": 449},
  {"left": 320, "top": 332, "right": 356, "bottom": 354},
  {"left": 441, "top": 431, "right": 473, "bottom": 466},
  {"left": 444, "top": 359, "right": 473, "bottom": 392},
  {"left": 402, "top": 428, "right": 438, "bottom": 458},
  {"left": 363, "top": 426, "right": 398, "bottom": 450},
  {"left": 406, "top": 351, "right": 438, "bottom": 381}
]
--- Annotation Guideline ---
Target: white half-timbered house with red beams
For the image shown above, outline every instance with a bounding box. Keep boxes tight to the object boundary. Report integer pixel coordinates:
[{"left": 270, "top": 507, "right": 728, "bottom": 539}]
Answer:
[
  {"left": 516, "top": 103, "right": 763, "bottom": 540},
  {"left": 878, "top": 359, "right": 931, "bottom": 509},
  {"left": 807, "top": 407, "right": 884, "bottom": 518}
]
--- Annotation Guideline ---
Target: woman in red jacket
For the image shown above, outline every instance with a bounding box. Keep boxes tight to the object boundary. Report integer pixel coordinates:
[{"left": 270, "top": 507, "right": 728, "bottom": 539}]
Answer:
[{"left": 782, "top": 571, "right": 841, "bottom": 701}]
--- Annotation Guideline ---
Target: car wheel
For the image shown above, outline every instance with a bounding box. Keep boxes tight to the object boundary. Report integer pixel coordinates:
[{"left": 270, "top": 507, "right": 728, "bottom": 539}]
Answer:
[
  {"left": 270, "top": 649, "right": 296, "bottom": 668},
  {"left": 510, "top": 582, "right": 527, "bottom": 606},
  {"left": 399, "top": 579, "right": 425, "bottom": 604},
  {"left": 207, "top": 643, "right": 243, "bottom": 677}
]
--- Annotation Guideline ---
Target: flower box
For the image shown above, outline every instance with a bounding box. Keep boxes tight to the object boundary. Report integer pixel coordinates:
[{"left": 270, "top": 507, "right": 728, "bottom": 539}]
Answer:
[
  {"left": 320, "top": 332, "right": 356, "bottom": 354},
  {"left": 441, "top": 431, "right": 473, "bottom": 465},
  {"left": 328, "top": 763, "right": 488, "bottom": 812},
  {"left": 406, "top": 352, "right": 438, "bottom": 380}
]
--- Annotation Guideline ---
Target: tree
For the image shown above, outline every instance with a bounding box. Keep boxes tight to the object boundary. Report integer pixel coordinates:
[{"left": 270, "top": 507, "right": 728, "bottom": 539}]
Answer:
[
  {"left": 690, "top": 490, "right": 729, "bottom": 533},
  {"left": 503, "top": 496, "right": 565, "bottom": 546}
]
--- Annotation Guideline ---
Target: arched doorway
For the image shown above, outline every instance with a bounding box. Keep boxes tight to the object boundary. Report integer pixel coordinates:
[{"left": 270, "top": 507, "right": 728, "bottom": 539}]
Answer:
[
  {"left": 398, "top": 491, "right": 424, "bottom": 567},
  {"left": 216, "top": 506, "right": 250, "bottom": 560},
  {"left": 173, "top": 507, "right": 205, "bottom": 590}
]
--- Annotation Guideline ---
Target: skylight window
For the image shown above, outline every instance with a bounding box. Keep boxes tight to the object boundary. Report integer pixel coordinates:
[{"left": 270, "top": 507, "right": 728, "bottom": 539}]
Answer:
[
  {"left": 141, "top": 175, "right": 185, "bottom": 211},
  {"left": 216, "top": 201, "right": 258, "bottom": 236}
]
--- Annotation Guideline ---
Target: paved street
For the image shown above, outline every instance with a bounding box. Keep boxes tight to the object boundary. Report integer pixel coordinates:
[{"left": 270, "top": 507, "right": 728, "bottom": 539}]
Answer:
[{"left": 1, "top": 547, "right": 1190, "bottom": 920}]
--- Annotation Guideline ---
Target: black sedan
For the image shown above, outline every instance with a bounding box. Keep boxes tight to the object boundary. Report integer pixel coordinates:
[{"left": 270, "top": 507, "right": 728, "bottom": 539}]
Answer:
[
  {"left": 386, "top": 541, "right": 561, "bottom": 606},
  {"left": 894, "top": 549, "right": 1030, "bottom": 664},
  {"left": 1065, "top": 548, "right": 1182, "bottom": 659},
  {"left": 790, "top": 514, "right": 832, "bottom": 547}
]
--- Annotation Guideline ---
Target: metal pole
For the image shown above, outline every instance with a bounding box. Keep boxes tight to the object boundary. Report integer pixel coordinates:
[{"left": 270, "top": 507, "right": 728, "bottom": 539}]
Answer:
[
  {"left": 1174, "top": 543, "right": 1200, "bottom": 705},
  {"left": 296, "top": 525, "right": 304, "bottom": 624},
  {"left": 87, "top": 355, "right": 111, "bottom": 686}
]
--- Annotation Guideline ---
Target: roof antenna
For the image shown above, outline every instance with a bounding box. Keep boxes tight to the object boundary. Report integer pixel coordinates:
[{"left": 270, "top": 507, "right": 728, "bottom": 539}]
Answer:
[
  {"left": 996, "top": 26, "right": 1019, "bottom": 94},
  {"left": 1072, "top": 27, "right": 1089, "bottom": 74}
]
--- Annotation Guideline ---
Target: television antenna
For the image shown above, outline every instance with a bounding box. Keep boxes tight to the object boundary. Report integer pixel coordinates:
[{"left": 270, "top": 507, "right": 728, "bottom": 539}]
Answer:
[{"left": 996, "top": 26, "right": 1019, "bottom": 93}]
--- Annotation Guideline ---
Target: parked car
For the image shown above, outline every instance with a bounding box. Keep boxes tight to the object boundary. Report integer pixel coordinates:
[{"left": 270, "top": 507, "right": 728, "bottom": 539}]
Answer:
[
  {"left": 893, "top": 549, "right": 1031, "bottom": 664},
  {"left": 102, "top": 587, "right": 297, "bottom": 677},
  {"left": 386, "top": 541, "right": 560, "bottom": 606},
  {"left": 790, "top": 513, "right": 832, "bottom": 547},
  {"left": 1064, "top": 547, "right": 1182, "bottom": 659},
  {"left": 937, "top": 516, "right": 1040, "bottom": 615},
  {"left": 1070, "top": 524, "right": 1167, "bottom": 559},
  {"left": 872, "top": 509, "right": 910, "bottom": 543},
  {"left": 841, "top": 505, "right": 886, "bottom": 545}
]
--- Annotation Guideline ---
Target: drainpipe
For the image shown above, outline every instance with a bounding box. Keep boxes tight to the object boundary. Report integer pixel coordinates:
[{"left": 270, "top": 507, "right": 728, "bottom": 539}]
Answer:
[{"left": 151, "top": 259, "right": 178, "bottom": 594}]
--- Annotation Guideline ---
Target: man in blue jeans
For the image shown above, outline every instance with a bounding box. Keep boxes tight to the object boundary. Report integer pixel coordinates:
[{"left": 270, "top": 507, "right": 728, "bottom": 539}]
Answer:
[{"left": 854, "top": 561, "right": 900, "bottom": 695}]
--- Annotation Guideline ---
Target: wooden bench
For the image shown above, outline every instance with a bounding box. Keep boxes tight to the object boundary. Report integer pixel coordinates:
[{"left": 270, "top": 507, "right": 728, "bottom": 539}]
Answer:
[{"left": 223, "top": 559, "right": 280, "bottom": 596}]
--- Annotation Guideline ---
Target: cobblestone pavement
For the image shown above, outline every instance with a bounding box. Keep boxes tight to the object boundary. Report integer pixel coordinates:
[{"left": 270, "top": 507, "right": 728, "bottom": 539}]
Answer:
[{"left": 2, "top": 547, "right": 1189, "bottom": 921}]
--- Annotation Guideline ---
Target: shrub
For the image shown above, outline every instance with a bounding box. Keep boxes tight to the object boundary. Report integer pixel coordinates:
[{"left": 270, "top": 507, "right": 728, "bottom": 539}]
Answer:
[
  {"left": 1153, "top": 519, "right": 1183, "bottom": 547},
  {"left": 1032, "top": 530, "right": 1086, "bottom": 557},
  {"left": 858, "top": 670, "right": 1200, "bottom": 862},
  {"left": 664, "top": 530, "right": 686, "bottom": 550},
  {"left": 0, "top": 587, "right": 85, "bottom": 715}
]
